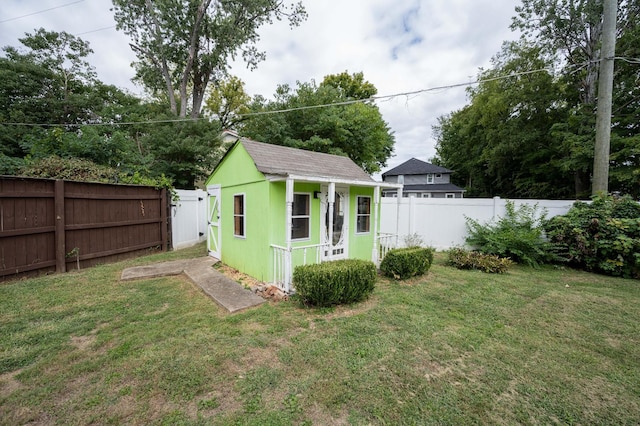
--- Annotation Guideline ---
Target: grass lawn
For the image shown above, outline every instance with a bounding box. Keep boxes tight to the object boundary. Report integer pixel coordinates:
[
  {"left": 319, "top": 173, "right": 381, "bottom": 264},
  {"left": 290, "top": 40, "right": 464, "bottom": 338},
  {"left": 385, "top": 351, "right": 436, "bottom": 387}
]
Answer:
[{"left": 1, "top": 243, "right": 639, "bottom": 425}]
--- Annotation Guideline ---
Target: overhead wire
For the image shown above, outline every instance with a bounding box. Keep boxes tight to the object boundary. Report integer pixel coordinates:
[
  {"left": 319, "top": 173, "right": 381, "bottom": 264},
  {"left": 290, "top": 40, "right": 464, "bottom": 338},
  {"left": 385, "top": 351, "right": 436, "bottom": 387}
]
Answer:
[
  {"left": 1, "top": 57, "right": 638, "bottom": 128},
  {"left": 0, "top": 0, "right": 85, "bottom": 24}
]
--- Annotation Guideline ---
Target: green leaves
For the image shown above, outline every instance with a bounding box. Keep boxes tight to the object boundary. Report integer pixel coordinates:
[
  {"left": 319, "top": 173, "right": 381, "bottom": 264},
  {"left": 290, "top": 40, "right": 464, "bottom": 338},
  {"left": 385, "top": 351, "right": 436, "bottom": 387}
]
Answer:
[
  {"left": 380, "top": 247, "right": 435, "bottom": 280},
  {"left": 112, "top": 0, "right": 307, "bottom": 117},
  {"left": 544, "top": 194, "right": 640, "bottom": 278},
  {"left": 436, "top": 1, "right": 640, "bottom": 198},
  {"left": 465, "top": 201, "right": 553, "bottom": 268},
  {"left": 292, "top": 259, "right": 377, "bottom": 307},
  {"left": 241, "top": 72, "right": 395, "bottom": 174}
]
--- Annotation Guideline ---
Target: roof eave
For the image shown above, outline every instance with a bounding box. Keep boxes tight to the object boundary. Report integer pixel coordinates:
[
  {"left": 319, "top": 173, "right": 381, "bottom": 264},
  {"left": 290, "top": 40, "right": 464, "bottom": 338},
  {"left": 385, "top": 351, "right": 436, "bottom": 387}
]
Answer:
[{"left": 265, "top": 173, "right": 403, "bottom": 189}]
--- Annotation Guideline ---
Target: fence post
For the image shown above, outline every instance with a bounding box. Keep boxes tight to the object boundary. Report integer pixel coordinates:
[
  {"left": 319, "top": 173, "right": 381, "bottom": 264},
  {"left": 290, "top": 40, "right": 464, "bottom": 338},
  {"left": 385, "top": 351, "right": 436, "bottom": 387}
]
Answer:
[
  {"left": 55, "top": 179, "right": 66, "bottom": 273},
  {"left": 161, "top": 188, "right": 168, "bottom": 251},
  {"left": 493, "top": 196, "right": 501, "bottom": 220}
]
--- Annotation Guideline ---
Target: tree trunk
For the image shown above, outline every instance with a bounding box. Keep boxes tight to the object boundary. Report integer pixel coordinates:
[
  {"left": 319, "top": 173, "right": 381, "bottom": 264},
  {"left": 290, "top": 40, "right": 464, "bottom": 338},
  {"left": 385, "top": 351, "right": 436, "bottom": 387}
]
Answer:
[{"left": 179, "top": 0, "right": 212, "bottom": 117}]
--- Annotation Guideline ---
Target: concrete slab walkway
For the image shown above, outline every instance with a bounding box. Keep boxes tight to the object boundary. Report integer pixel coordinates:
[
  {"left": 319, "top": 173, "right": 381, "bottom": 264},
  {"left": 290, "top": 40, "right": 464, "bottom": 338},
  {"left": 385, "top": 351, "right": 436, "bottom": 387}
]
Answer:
[{"left": 120, "top": 257, "right": 266, "bottom": 313}]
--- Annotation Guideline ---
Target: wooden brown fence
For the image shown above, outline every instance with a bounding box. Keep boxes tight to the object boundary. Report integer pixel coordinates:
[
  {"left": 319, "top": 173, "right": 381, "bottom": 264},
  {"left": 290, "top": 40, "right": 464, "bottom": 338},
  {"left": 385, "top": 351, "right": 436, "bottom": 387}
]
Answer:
[{"left": 0, "top": 176, "right": 169, "bottom": 280}]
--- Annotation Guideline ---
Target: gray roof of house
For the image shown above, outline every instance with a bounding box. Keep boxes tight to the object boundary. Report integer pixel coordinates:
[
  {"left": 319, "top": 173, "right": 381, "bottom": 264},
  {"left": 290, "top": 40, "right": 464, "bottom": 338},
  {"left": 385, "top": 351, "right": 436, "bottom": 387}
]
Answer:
[
  {"left": 239, "top": 138, "right": 375, "bottom": 183},
  {"left": 382, "top": 158, "right": 452, "bottom": 177}
]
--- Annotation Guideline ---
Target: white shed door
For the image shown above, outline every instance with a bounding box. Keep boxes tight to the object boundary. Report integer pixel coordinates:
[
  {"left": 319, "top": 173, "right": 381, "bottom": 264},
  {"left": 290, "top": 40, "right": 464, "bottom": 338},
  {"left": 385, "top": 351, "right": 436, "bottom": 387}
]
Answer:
[{"left": 207, "top": 185, "right": 221, "bottom": 259}]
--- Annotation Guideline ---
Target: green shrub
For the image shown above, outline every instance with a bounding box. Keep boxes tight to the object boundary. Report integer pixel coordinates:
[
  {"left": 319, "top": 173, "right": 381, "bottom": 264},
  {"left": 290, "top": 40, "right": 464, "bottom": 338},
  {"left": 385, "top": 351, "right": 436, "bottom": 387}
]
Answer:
[
  {"left": 446, "top": 248, "right": 514, "bottom": 273},
  {"left": 465, "top": 201, "right": 554, "bottom": 267},
  {"left": 380, "top": 247, "right": 434, "bottom": 280},
  {"left": 544, "top": 194, "right": 640, "bottom": 278},
  {"left": 292, "top": 259, "right": 377, "bottom": 307}
]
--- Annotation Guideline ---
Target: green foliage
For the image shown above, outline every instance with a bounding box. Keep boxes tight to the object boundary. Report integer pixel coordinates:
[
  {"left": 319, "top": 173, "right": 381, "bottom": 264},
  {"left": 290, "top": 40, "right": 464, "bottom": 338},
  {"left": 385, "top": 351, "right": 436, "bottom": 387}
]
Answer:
[
  {"left": 140, "top": 118, "right": 223, "bottom": 189},
  {"left": 435, "top": 0, "right": 640, "bottom": 198},
  {"left": 203, "top": 75, "right": 251, "bottom": 129},
  {"left": 380, "top": 247, "right": 434, "bottom": 280},
  {"left": 292, "top": 259, "right": 377, "bottom": 307},
  {"left": 544, "top": 195, "right": 640, "bottom": 278},
  {"left": 241, "top": 72, "right": 394, "bottom": 174},
  {"left": 18, "top": 156, "right": 175, "bottom": 196},
  {"left": 465, "top": 201, "right": 553, "bottom": 267},
  {"left": 112, "top": 0, "right": 307, "bottom": 117},
  {"left": 446, "top": 248, "right": 514, "bottom": 273},
  {"left": 18, "top": 156, "right": 118, "bottom": 182}
]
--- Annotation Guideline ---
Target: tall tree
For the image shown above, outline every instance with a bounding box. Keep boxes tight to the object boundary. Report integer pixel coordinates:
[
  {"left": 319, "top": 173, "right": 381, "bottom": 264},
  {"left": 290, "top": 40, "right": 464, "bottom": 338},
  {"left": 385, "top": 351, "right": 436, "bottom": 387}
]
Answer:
[
  {"left": 512, "top": 0, "right": 640, "bottom": 195},
  {"left": 111, "top": 0, "right": 307, "bottom": 118},
  {"left": 435, "top": 0, "right": 640, "bottom": 198},
  {"left": 240, "top": 72, "right": 395, "bottom": 174},
  {"left": 203, "top": 75, "right": 251, "bottom": 129},
  {"left": 435, "top": 42, "right": 574, "bottom": 198}
]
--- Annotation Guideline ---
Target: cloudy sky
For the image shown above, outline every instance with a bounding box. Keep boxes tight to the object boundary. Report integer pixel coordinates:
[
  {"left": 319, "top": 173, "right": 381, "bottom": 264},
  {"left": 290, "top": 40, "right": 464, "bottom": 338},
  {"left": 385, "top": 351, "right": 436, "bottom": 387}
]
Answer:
[{"left": 0, "top": 0, "right": 521, "bottom": 174}]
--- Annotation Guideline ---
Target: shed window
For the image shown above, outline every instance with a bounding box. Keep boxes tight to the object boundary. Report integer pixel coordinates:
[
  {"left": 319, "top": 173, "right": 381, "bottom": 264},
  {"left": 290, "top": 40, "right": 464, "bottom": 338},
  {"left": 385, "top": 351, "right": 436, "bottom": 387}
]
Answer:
[
  {"left": 233, "top": 194, "right": 245, "bottom": 237},
  {"left": 356, "top": 196, "right": 371, "bottom": 233},
  {"left": 292, "top": 193, "right": 310, "bottom": 240}
]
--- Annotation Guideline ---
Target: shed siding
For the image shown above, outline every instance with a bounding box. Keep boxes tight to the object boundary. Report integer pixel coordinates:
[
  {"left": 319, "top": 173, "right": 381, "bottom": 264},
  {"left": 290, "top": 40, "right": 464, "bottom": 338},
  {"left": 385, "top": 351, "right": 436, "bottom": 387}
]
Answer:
[{"left": 348, "top": 186, "right": 376, "bottom": 261}]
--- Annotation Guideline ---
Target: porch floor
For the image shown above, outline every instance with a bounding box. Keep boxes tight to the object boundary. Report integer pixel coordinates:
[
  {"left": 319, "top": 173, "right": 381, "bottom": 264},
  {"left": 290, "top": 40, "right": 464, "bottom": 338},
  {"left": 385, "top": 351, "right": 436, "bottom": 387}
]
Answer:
[{"left": 120, "top": 257, "right": 266, "bottom": 313}]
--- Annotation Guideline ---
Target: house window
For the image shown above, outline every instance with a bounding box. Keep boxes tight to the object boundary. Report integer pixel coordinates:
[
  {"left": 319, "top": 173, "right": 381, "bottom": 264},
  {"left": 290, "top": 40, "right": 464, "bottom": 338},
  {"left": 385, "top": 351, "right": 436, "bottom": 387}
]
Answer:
[
  {"left": 292, "top": 193, "right": 310, "bottom": 240},
  {"left": 436, "top": 173, "right": 442, "bottom": 178},
  {"left": 427, "top": 174, "right": 434, "bottom": 184},
  {"left": 422, "top": 193, "right": 431, "bottom": 198},
  {"left": 356, "top": 196, "right": 371, "bottom": 233},
  {"left": 233, "top": 194, "right": 245, "bottom": 237},
  {"left": 446, "top": 193, "right": 455, "bottom": 199}
]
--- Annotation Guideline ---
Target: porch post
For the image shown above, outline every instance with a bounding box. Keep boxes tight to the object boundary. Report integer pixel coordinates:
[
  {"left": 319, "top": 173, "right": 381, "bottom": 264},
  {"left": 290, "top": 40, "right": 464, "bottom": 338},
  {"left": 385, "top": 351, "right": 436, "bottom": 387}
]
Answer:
[
  {"left": 327, "top": 182, "right": 335, "bottom": 260},
  {"left": 284, "top": 177, "right": 294, "bottom": 292},
  {"left": 372, "top": 186, "right": 380, "bottom": 265}
]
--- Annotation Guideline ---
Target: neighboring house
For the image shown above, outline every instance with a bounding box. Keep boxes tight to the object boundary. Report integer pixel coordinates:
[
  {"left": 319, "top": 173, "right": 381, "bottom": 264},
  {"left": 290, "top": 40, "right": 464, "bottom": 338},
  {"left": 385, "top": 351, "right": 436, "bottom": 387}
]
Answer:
[
  {"left": 381, "top": 158, "right": 465, "bottom": 198},
  {"left": 205, "top": 135, "right": 400, "bottom": 292}
]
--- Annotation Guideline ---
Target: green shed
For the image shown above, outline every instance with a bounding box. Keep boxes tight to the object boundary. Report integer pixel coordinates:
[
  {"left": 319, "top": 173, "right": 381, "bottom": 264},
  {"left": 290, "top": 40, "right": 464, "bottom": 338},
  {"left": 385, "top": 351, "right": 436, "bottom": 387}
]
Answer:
[{"left": 204, "top": 133, "right": 399, "bottom": 292}]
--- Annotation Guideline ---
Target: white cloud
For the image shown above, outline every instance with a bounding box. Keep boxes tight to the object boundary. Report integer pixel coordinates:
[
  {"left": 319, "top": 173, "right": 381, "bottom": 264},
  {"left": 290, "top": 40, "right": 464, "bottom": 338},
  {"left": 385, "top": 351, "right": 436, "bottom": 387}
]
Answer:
[{"left": 0, "top": 0, "right": 520, "bottom": 172}]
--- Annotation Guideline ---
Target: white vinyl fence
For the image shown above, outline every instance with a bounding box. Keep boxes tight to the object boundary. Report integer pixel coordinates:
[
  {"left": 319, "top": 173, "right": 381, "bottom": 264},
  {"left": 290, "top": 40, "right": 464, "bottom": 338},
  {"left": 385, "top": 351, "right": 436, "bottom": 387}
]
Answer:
[
  {"left": 171, "top": 189, "right": 208, "bottom": 249},
  {"left": 380, "top": 196, "right": 578, "bottom": 250}
]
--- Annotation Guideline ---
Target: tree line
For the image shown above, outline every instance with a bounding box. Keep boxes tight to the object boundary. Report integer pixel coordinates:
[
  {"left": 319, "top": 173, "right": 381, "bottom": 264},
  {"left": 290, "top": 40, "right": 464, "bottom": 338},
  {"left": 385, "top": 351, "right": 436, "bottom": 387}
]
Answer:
[
  {"left": 1, "top": 0, "right": 395, "bottom": 188},
  {"left": 434, "top": 0, "right": 640, "bottom": 199}
]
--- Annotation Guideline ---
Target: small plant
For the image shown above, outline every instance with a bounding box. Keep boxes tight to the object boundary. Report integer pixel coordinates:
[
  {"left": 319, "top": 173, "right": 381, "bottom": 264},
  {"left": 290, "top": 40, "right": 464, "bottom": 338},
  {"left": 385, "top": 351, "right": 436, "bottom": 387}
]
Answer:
[
  {"left": 292, "top": 259, "right": 377, "bottom": 307},
  {"left": 66, "top": 247, "right": 80, "bottom": 270},
  {"left": 465, "top": 201, "right": 553, "bottom": 267},
  {"left": 446, "top": 248, "right": 513, "bottom": 273},
  {"left": 380, "top": 247, "right": 434, "bottom": 280},
  {"left": 403, "top": 232, "right": 424, "bottom": 248}
]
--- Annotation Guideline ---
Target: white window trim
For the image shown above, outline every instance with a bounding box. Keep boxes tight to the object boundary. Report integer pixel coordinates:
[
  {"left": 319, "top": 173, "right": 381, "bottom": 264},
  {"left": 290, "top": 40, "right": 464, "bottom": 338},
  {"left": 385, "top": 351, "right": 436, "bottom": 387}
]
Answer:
[
  {"left": 445, "top": 193, "right": 455, "bottom": 199},
  {"left": 233, "top": 193, "right": 246, "bottom": 238},
  {"left": 292, "top": 192, "right": 311, "bottom": 241},
  {"left": 355, "top": 195, "right": 371, "bottom": 234},
  {"left": 426, "top": 174, "right": 434, "bottom": 184}
]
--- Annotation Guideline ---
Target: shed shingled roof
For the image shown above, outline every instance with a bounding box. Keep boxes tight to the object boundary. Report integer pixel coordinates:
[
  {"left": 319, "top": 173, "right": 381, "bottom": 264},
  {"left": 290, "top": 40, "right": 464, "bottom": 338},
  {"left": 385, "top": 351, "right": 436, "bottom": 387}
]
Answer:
[
  {"left": 239, "top": 138, "right": 374, "bottom": 183},
  {"left": 382, "top": 158, "right": 452, "bottom": 177}
]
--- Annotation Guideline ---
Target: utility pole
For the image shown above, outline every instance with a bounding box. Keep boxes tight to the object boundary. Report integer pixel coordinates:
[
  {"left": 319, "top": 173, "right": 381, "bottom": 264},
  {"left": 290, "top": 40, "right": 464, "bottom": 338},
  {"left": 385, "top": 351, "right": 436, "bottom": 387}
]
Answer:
[{"left": 592, "top": 0, "right": 618, "bottom": 195}]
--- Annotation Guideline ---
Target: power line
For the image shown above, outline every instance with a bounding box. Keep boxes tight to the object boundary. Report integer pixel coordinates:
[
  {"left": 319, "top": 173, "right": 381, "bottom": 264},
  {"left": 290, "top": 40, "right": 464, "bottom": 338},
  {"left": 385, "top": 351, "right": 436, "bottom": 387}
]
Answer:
[
  {"left": 2, "top": 59, "right": 638, "bottom": 128},
  {"left": 0, "top": 0, "right": 85, "bottom": 24},
  {"left": 75, "top": 25, "right": 117, "bottom": 36}
]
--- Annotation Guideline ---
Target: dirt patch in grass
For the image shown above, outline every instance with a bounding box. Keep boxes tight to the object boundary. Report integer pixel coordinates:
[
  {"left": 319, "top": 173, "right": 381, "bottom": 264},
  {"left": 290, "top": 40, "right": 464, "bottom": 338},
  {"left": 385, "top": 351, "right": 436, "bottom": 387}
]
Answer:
[
  {"left": 70, "top": 323, "right": 109, "bottom": 352},
  {"left": 0, "top": 369, "right": 24, "bottom": 398},
  {"left": 214, "top": 264, "right": 264, "bottom": 290}
]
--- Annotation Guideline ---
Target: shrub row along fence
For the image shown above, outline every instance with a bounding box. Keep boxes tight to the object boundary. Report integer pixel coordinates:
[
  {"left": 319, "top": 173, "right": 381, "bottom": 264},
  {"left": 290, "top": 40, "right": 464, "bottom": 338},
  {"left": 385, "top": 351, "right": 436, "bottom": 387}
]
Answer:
[
  {"left": 380, "top": 196, "right": 578, "bottom": 250},
  {"left": 0, "top": 176, "right": 169, "bottom": 281}
]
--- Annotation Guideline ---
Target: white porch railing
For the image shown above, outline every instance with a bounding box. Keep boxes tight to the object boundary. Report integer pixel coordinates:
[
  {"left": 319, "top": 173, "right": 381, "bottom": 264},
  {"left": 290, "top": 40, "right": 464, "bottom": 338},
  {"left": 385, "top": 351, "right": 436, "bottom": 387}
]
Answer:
[
  {"left": 271, "top": 235, "right": 397, "bottom": 292},
  {"left": 378, "top": 232, "right": 398, "bottom": 263},
  {"left": 271, "top": 243, "right": 329, "bottom": 292}
]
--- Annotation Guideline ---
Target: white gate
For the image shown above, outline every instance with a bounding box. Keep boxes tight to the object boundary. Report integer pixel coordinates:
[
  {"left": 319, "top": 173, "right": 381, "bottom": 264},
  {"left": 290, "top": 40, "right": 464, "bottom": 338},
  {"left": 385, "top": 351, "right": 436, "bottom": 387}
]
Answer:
[{"left": 207, "top": 185, "right": 221, "bottom": 259}]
